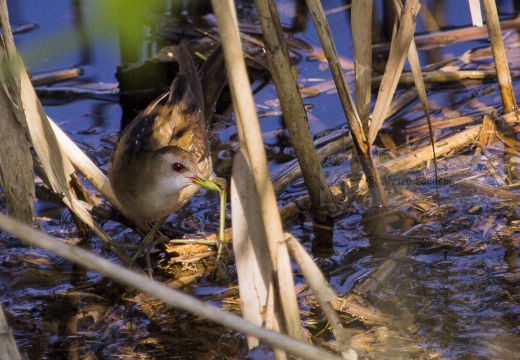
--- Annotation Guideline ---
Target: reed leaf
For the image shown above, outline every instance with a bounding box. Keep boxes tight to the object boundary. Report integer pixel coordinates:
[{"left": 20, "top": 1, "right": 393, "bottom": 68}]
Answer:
[
  {"left": 210, "top": 0, "right": 303, "bottom": 351},
  {"left": 368, "top": 0, "right": 420, "bottom": 145}
]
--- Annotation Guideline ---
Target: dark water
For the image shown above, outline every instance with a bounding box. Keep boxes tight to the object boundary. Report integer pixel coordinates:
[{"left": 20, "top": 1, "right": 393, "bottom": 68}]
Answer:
[{"left": 1, "top": 0, "right": 520, "bottom": 359}]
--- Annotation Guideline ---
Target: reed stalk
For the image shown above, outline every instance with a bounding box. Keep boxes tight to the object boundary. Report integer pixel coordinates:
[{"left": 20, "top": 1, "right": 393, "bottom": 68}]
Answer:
[
  {"left": 481, "top": 0, "right": 517, "bottom": 115},
  {"left": 210, "top": 0, "right": 303, "bottom": 351},
  {"left": 254, "top": 0, "right": 333, "bottom": 219},
  {"left": 351, "top": 0, "right": 373, "bottom": 129},
  {"left": 305, "top": 0, "right": 388, "bottom": 207}
]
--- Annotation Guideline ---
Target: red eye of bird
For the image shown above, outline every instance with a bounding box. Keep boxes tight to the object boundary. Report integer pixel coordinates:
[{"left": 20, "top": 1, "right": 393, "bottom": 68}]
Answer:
[{"left": 172, "top": 162, "right": 184, "bottom": 172}]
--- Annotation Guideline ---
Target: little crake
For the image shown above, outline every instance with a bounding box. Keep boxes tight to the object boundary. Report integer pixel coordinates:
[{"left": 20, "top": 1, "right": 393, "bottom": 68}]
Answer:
[{"left": 108, "top": 43, "right": 226, "bottom": 262}]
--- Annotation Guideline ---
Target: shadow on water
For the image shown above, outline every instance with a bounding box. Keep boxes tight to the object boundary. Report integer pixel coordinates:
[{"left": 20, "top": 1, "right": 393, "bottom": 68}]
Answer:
[{"left": 1, "top": 0, "right": 520, "bottom": 358}]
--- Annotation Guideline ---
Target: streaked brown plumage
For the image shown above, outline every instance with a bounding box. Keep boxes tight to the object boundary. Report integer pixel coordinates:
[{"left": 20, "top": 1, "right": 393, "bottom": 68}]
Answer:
[{"left": 108, "top": 43, "right": 214, "bottom": 224}]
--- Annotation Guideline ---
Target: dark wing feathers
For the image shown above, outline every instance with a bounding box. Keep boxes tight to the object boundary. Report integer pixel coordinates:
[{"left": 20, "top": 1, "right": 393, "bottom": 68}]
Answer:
[{"left": 118, "top": 43, "right": 209, "bottom": 164}]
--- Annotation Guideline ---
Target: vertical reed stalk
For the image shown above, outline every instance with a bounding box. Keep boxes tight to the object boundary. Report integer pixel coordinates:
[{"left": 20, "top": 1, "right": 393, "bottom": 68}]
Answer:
[
  {"left": 351, "top": 0, "right": 373, "bottom": 129},
  {"left": 305, "top": 0, "right": 388, "bottom": 207},
  {"left": 210, "top": 0, "right": 303, "bottom": 348},
  {"left": 254, "top": 0, "right": 333, "bottom": 219},
  {"left": 481, "top": 0, "right": 517, "bottom": 114}
]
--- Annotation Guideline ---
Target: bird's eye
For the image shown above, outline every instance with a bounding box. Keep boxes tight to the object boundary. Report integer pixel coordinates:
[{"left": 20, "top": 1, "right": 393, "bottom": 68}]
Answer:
[{"left": 172, "top": 162, "right": 184, "bottom": 172}]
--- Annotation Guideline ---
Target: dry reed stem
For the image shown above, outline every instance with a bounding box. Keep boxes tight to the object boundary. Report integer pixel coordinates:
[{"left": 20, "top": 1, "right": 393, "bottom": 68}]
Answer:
[
  {"left": 368, "top": 0, "right": 420, "bottom": 145},
  {"left": 468, "top": 0, "right": 484, "bottom": 26},
  {"left": 0, "top": 1, "right": 71, "bottom": 200},
  {"left": 0, "top": 69, "right": 35, "bottom": 223},
  {"left": 0, "top": 214, "right": 343, "bottom": 360},
  {"left": 331, "top": 298, "right": 390, "bottom": 325},
  {"left": 231, "top": 149, "right": 271, "bottom": 349},
  {"left": 351, "top": 0, "right": 373, "bottom": 129},
  {"left": 456, "top": 180, "right": 520, "bottom": 201},
  {"left": 305, "top": 0, "right": 388, "bottom": 207},
  {"left": 210, "top": 0, "right": 303, "bottom": 348},
  {"left": 254, "top": 0, "right": 333, "bottom": 217},
  {"left": 31, "top": 67, "right": 82, "bottom": 86},
  {"left": 474, "top": 114, "right": 497, "bottom": 159},
  {"left": 481, "top": 0, "right": 517, "bottom": 114},
  {"left": 417, "top": 2, "right": 440, "bottom": 32}
]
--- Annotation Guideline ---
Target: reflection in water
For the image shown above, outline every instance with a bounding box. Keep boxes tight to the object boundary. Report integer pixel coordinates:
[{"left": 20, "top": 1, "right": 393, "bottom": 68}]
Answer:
[{"left": 311, "top": 216, "right": 334, "bottom": 259}]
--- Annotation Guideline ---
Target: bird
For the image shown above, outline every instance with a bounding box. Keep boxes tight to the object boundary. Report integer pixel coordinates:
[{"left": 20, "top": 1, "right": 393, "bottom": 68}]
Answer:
[{"left": 108, "top": 43, "right": 226, "bottom": 267}]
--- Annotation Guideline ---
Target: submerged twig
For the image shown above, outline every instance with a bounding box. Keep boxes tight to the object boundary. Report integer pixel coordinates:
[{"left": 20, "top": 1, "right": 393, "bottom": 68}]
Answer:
[
  {"left": 456, "top": 180, "right": 520, "bottom": 201},
  {"left": 35, "top": 85, "right": 119, "bottom": 101}
]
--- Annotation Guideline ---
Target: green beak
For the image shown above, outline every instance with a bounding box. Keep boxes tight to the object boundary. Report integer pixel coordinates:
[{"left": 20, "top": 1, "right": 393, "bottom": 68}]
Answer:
[{"left": 190, "top": 175, "right": 222, "bottom": 193}]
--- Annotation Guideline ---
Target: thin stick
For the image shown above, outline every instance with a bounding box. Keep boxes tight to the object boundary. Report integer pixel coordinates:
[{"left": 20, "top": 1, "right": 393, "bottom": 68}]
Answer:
[{"left": 371, "top": 70, "right": 511, "bottom": 86}]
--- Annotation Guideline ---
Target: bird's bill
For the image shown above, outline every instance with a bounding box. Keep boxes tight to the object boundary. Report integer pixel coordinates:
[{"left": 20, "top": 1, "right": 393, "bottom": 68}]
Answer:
[{"left": 190, "top": 175, "right": 221, "bottom": 193}]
